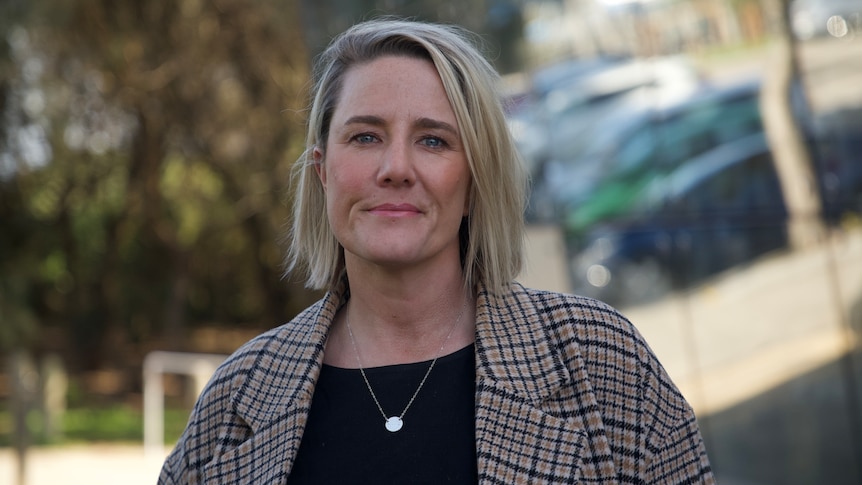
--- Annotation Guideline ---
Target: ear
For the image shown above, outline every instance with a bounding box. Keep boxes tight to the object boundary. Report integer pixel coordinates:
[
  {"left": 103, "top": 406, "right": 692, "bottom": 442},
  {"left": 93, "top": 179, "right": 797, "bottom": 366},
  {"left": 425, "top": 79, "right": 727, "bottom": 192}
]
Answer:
[{"left": 312, "top": 146, "right": 326, "bottom": 187}]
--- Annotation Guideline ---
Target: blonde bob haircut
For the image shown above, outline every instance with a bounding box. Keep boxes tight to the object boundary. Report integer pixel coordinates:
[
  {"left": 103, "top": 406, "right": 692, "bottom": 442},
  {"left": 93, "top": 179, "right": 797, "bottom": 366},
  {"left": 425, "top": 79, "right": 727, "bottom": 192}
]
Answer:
[{"left": 285, "top": 18, "right": 527, "bottom": 294}]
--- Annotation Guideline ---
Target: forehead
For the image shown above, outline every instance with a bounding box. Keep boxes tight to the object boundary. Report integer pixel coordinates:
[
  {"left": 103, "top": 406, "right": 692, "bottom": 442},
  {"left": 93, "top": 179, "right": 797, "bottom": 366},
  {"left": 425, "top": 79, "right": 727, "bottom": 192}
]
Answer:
[{"left": 332, "top": 55, "right": 456, "bottom": 120}]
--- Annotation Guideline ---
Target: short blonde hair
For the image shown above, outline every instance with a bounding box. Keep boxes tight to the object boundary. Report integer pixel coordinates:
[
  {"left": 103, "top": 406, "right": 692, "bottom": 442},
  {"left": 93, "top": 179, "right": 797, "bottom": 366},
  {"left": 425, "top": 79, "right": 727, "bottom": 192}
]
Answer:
[{"left": 285, "top": 18, "right": 527, "bottom": 294}]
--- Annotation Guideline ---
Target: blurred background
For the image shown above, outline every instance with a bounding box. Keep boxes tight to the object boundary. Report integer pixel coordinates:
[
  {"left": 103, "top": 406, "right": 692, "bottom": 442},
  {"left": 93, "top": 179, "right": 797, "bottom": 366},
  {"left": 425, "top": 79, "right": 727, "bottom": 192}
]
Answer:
[{"left": 1, "top": 0, "right": 861, "bottom": 483}]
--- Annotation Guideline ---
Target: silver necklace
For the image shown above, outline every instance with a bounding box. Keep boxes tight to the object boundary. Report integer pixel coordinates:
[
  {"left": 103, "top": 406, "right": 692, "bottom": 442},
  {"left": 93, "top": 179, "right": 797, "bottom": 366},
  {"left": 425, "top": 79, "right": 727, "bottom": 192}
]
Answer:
[{"left": 345, "top": 297, "right": 468, "bottom": 433}]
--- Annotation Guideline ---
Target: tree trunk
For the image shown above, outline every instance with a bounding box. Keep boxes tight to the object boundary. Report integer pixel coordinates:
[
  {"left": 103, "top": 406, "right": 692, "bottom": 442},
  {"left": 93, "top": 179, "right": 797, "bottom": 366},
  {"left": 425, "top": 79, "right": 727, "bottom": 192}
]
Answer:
[{"left": 759, "top": 0, "right": 825, "bottom": 249}]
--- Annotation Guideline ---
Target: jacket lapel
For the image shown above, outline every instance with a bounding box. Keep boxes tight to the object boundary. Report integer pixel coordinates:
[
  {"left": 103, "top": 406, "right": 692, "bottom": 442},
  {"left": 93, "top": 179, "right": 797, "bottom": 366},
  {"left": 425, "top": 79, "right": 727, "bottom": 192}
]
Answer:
[
  {"left": 202, "top": 402, "right": 307, "bottom": 484},
  {"left": 203, "top": 283, "right": 345, "bottom": 484},
  {"left": 474, "top": 283, "right": 589, "bottom": 482},
  {"left": 200, "top": 280, "right": 595, "bottom": 483}
]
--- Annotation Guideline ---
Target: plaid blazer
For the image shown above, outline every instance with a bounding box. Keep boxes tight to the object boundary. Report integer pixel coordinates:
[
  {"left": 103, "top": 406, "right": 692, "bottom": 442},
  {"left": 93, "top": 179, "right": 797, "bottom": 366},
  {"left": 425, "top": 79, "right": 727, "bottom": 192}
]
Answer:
[{"left": 160, "top": 280, "right": 714, "bottom": 484}]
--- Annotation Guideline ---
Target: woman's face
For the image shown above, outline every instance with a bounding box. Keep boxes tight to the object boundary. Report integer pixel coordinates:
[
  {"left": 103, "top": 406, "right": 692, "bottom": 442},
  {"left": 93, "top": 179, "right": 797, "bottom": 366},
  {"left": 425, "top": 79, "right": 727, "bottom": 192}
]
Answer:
[{"left": 315, "top": 55, "right": 471, "bottom": 273}]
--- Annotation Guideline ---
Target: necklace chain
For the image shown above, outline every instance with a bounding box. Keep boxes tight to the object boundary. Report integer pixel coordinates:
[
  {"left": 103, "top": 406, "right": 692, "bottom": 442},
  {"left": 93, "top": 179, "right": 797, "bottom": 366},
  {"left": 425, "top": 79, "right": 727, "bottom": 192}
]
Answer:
[{"left": 345, "top": 296, "right": 468, "bottom": 433}]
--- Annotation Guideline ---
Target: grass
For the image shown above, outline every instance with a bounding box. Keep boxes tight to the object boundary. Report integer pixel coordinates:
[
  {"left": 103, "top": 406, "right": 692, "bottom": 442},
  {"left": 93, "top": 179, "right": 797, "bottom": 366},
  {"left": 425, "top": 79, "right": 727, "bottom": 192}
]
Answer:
[{"left": 0, "top": 404, "right": 192, "bottom": 447}]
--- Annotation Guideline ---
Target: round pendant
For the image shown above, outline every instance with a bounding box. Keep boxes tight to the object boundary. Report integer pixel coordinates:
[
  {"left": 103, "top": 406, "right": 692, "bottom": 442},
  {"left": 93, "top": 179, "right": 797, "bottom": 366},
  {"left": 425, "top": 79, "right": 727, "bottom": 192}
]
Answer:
[{"left": 385, "top": 416, "right": 403, "bottom": 432}]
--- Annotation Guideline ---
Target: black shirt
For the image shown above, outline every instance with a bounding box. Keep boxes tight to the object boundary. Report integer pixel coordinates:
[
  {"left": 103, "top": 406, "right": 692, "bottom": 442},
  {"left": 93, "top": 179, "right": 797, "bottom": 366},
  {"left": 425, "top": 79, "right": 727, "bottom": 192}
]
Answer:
[{"left": 287, "top": 344, "right": 478, "bottom": 484}]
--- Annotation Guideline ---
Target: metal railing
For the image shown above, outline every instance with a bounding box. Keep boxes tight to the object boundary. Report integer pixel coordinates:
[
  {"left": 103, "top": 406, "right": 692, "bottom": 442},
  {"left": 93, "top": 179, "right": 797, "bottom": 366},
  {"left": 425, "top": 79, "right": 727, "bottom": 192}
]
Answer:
[{"left": 142, "top": 351, "right": 227, "bottom": 460}]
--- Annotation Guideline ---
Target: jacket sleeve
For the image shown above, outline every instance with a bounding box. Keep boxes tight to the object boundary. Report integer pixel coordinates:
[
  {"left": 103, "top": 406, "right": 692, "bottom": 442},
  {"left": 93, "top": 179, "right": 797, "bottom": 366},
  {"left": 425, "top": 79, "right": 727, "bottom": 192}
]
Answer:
[
  {"left": 644, "top": 402, "right": 715, "bottom": 484},
  {"left": 637, "top": 342, "right": 714, "bottom": 484},
  {"left": 157, "top": 359, "right": 253, "bottom": 484},
  {"left": 539, "top": 289, "right": 715, "bottom": 483},
  {"left": 158, "top": 457, "right": 179, "bottom": 485}
]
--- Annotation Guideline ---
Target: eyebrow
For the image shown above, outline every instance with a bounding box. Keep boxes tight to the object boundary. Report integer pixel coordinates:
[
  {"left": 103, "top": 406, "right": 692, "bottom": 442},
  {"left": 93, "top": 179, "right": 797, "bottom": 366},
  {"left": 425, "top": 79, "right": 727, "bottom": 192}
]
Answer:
[{"left": 343, "top": 115, "right": 459, "bottom": 136}]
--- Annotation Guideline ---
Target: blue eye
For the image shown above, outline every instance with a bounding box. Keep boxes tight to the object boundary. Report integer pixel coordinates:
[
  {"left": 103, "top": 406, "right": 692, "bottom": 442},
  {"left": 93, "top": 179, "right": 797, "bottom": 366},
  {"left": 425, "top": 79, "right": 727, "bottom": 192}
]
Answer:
[
  {"left": 355, "top": 134, "right": 377, "bottom": 144},
  {"left": 422, "top": 136, "right": 446, "bottom": 148}
]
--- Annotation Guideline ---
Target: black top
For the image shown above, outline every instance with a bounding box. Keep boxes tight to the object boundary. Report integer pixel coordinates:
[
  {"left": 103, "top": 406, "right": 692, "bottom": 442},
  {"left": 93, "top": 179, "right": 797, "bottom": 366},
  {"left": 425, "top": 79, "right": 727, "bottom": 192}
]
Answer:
[{"left": 287, "top": 344, "right": 478, "bottom": 484}]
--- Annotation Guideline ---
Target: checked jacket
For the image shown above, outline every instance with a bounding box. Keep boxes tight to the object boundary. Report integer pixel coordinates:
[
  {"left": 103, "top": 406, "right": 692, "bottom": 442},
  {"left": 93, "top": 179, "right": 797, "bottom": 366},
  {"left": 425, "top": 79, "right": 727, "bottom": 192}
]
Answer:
[{"left": 160, "top": 280, "right": 714, "bottom": 484}]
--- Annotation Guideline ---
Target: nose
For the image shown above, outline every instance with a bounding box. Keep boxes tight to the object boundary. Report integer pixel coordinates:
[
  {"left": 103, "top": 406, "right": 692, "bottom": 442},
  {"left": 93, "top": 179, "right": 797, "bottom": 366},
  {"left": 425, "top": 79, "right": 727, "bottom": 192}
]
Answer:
[{"left": 377, "top": 140, "right": 415, "bottom": 186}]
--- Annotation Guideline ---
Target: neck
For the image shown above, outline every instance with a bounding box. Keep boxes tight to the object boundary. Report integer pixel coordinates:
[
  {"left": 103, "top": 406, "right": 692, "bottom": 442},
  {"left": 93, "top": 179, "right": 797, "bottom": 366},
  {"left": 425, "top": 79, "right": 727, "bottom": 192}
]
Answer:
[
  {"left": 345, "top": 252, "right": 468, "bottom": 328},
  {"left": 325, "top": 261, "right": 476, "bottom": 368}
]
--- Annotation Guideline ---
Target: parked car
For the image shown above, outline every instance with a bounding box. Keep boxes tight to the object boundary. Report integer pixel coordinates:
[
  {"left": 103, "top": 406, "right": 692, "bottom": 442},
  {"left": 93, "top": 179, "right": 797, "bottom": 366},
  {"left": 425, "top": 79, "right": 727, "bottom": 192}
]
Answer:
[
  {"left": 810, "top": 108, "right": 862, "bottom": 222},
  {"left": 528, "top": 76, "right": 767, "bottom": 227},
  {"left": 561, "top": 78, "right": 765, "bottom": 240},
  {"left": 509, "top": 56, "right": 702, "bottom": 185},
  {"left": 507, "top": 56, "right": 631, "bottom": 172},
  {"left": 569, "top": 133, "right": 789, "bottom": 307}
]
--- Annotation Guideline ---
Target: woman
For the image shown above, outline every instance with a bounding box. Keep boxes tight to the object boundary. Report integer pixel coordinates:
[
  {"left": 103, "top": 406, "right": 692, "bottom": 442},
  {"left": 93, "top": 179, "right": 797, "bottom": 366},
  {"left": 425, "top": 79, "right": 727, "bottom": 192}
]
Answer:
[{"left": 160, "top": 18, "right": 714, "bottom": 484}]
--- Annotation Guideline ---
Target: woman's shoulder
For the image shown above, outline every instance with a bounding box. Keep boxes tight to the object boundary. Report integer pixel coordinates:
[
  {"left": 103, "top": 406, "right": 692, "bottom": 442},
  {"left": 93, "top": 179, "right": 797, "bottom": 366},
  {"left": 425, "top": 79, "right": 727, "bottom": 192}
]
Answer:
[
  {"left": 200, "top": 297, "right": 331, "bottom": 399},
  {"left": 502, "top": 283, "right": 680, "bottom": 393},
  {"left": 160, "top": 297, "right": 333, "bottom": 481},
  {"left": 511, "top": 282, "right": 696, "bottom": 419},
  {"left": 517, "top": 284, "right": 627, "bottom": 320},
  {"left": 506, "top": 282, "right": 646, "bottom": 353},
  {"left": 235, "top": 300, "right": 326, "bottom": 357},
  {"left": 514, "top": 282, "right": 693, "bottom": 413}
]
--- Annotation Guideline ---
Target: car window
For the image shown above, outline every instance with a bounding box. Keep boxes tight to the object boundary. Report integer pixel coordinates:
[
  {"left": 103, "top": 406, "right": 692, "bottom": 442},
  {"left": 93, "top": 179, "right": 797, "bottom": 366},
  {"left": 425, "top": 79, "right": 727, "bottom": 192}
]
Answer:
[
  {"left": 613, "top": 125, "right": 659, "bottom": 174},
  {"left": 713, "top": 94, "right": 763, "bottom": 144},
  {"left": 679, "top": 151, "right": 783, "bottom": 216},
  {"left": 735, "top": 153, "right": 785, "bottom": 214},
  {"left": 655, "top": 92, "right": 762, "bottom": 169}
]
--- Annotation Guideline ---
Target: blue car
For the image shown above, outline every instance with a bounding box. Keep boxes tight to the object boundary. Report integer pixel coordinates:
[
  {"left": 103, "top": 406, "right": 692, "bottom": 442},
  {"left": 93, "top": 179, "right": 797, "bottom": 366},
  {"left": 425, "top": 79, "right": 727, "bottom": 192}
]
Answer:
[
  {"left": 570, "top": 133, "right": 789, "bottom": 307},
  {"left": 527, "top": 76, "right": 763, "bottom": 224}
]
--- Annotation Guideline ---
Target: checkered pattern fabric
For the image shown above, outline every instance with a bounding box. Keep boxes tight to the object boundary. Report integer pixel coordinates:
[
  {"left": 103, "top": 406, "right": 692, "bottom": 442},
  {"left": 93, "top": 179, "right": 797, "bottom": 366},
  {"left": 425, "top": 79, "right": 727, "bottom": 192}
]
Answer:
[{"left": 160, "top": 280, "right": 713, "bottom": 484}]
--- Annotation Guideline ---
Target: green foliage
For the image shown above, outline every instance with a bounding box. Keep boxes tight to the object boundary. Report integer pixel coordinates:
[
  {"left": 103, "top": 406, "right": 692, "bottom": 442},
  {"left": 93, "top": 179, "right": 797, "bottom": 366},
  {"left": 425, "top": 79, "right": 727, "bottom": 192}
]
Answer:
[
  {"left": 0, "top": 404, "right": 191, "bottom": 446},
  {"left": 0, "top": 0, "right": 319, "bottom": 368},
  {"left": 160, "top": 157, "right": 225, "bottom": 247}
]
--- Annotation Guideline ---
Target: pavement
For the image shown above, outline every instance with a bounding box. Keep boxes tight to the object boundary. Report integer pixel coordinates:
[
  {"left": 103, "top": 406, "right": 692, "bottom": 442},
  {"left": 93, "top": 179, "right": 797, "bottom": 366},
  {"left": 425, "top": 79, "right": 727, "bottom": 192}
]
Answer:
[
  {"left": 0, "top": 444, "right": 168, "bottom": 485},
  {"left": 626, "top": 224, "right": 862, "bottom": 417}
]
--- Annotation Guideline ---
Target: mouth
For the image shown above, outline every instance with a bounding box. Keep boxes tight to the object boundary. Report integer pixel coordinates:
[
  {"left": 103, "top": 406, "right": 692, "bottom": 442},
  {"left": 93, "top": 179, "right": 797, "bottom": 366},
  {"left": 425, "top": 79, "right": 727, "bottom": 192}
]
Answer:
[{"left": 368, "top": 203, "right": 422, "bottom": 217}]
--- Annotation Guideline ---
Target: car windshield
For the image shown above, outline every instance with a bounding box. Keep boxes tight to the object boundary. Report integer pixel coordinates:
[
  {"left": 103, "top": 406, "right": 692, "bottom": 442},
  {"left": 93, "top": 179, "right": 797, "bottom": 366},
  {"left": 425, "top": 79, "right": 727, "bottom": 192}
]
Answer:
[{"left": 546, "top": 102, "right": 645, "bottom": 166}]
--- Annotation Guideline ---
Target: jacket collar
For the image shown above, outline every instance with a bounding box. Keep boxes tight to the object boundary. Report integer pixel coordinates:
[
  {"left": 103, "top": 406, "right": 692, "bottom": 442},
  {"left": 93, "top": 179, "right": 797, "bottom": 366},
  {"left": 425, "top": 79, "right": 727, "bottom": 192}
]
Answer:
[
  {"left": 217, "top": 279, "right": 577, "bottom": 482},
  {"left": 473, "top": 282, "right": 572, "bottom": 404},
  {"left": 472, "top": 283, "right": 588, "bottom": 482}
]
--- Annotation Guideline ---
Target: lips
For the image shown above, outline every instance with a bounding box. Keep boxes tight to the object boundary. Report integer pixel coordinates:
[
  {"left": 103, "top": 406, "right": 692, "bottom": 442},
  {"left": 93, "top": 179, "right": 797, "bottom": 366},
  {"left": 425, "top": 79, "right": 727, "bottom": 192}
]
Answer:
[{"left": 368, "top": 203, "right": 421, "bottom": 216}]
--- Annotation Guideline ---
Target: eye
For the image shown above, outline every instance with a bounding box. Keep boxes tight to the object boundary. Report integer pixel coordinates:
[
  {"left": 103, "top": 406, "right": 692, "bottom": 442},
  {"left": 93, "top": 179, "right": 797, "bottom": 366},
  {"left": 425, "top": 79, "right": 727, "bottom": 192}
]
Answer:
[
  {"left": 352, "top": 133, "right": 379, "bottom": 144},
  {"left": 420, "top": 136, "right": 448, "bottom": 149}
]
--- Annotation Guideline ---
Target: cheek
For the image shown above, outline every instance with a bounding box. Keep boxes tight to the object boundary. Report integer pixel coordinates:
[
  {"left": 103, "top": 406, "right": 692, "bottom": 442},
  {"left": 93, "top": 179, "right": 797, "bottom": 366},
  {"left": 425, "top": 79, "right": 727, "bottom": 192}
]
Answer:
[
  {"left": 330, "top": 168, "right": 361, "bottom": 192},
  {"left": 326, "top": 167, "right": 365, "bottom": 209}
]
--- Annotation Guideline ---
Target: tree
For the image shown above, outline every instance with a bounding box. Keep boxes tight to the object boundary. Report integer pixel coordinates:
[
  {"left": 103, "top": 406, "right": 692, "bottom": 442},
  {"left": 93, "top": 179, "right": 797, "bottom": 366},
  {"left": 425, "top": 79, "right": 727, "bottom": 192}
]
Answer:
[
  {"left": 0, "top": 0, "right": 318, "bottom": 373},
  {"left": 297, "top": 0, "right": 523, "bottom": 73},
  {"left": 759, "top": 0, "right": 826, "bottom": 249}
]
